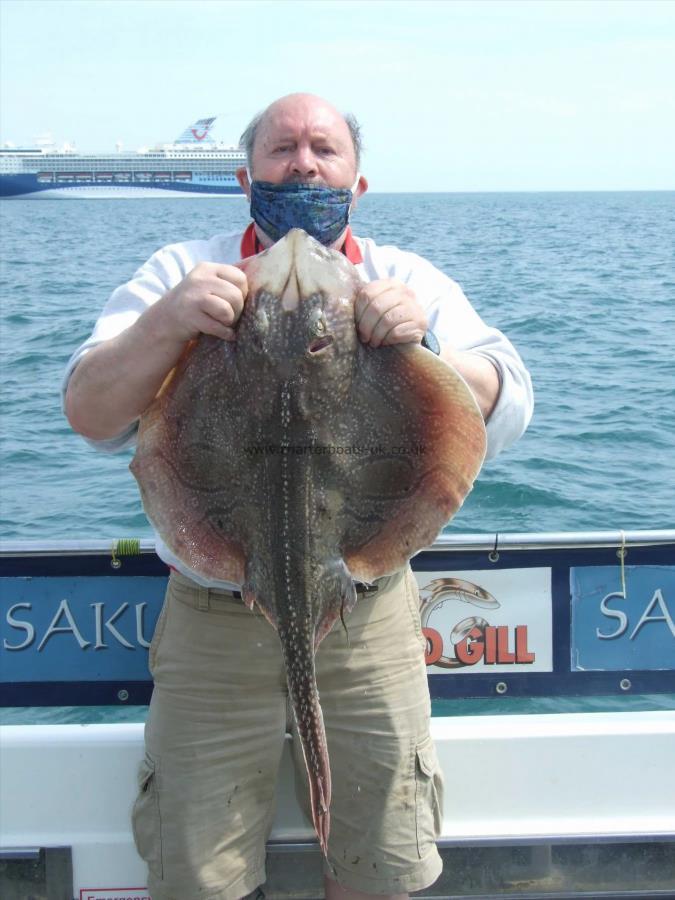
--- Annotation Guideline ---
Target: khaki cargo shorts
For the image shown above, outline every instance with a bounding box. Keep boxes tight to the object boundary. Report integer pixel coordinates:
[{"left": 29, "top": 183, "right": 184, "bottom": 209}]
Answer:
[{"left": 132, "top": 566, "right": 443, "bottom": 899}]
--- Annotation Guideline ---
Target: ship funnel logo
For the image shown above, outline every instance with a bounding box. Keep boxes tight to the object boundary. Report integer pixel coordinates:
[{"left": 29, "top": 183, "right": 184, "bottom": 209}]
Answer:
[{"left": 176, "top": 117, "right": 217, "bottom": 144}]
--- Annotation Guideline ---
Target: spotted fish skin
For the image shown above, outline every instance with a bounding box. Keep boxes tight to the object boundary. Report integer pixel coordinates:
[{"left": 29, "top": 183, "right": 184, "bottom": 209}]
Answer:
[
  {"left": 130, "top": 229, "right": 487, "bottom": 854},
  {"left": 240, "top": 375, "right": 357, "bottom": 853}
]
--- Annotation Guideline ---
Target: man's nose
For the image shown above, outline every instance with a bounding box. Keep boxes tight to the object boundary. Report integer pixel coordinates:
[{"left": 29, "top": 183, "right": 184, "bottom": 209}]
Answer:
[{"left": 290, "top": 145, "right": 318, "bottom": 177}]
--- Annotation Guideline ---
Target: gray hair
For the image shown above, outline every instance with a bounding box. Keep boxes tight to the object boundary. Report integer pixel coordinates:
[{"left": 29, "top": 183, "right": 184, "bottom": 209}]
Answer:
[{"left": 239, "top": 109, "right": 363, "bottom": 171}]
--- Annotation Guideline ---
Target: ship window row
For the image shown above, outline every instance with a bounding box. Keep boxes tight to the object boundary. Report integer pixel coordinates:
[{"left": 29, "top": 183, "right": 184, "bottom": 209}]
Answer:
[
  {"left": 27, "top": 172, "right": 241, "bottom": 182},
  {"left": 12, "top": 158, "right": 244, "bottom": 169},
  {"left": 21, "top": 162, "right": 241, "bottom": 174},
  {"left": 2, "top": 160, "right": 242, "bottom": 175},
  {"left": 24, "top": 159, "right": 242, "bottom": 166},
  {"left": 27, "top": 175, "right": 246, "bottom": 189},
  {"left": 29, "top": 153, "right": 245, "bottom": 161}
]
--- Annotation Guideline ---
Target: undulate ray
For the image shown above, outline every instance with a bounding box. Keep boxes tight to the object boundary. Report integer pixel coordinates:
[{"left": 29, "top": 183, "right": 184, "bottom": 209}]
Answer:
[{"left": 130, "top": 228, "right": 487, "bottom": 853}]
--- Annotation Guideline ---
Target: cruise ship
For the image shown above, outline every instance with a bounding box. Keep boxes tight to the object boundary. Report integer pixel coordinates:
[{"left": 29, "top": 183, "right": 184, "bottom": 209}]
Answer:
[{"left": 0, "top": 117, "right": 246, "bottom": 198}]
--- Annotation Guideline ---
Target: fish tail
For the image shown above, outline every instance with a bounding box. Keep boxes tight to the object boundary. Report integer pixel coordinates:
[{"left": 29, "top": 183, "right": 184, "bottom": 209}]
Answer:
[
  {"left": 303, "top": 698, "right": 331, "bottom": 856},
  {"left": 281, "top": 635, "right": 332, "bottom": 854}
]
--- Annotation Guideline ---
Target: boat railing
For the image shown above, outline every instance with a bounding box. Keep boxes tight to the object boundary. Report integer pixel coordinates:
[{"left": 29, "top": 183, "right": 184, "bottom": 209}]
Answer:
[
  {"left": 2, "top": 528, "right": 674, "bottom": 555},
  {"left": 1, "top": 530, "right": 674, "bottom": 897}
]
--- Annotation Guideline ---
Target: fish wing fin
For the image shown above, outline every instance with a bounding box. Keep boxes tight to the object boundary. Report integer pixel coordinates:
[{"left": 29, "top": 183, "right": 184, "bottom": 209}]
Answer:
[
  {"left": 339, "top": 344, "right": 486, "bottom": 582},
  {"left": 130, "top": 335, "right": 252, "bottom": 584}
]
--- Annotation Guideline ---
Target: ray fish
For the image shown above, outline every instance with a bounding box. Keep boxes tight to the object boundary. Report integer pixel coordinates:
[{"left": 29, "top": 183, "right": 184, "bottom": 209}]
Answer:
[{"left": 130, "top": 228, "right": 487, "bottom": 853}]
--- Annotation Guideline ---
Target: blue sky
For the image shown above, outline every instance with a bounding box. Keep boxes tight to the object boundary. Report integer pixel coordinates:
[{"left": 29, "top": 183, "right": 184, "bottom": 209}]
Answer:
[{"left": 1, "top": 0, "right": 674, "bottom": 191}]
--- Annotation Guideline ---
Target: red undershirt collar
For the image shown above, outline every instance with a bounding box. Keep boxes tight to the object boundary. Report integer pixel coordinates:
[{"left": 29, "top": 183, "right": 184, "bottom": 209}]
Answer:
[{"left": 240, "top": 222, "right": 363, "bottom": 264}]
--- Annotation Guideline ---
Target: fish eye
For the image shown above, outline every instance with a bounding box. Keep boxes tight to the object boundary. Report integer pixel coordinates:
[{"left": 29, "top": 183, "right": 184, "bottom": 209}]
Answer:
[
  {"left": 255, "top": 308, "right": 270, "bottom": 335},
  {"left": 308, "top": 308, "right": 327, "bottom": 337},
  {"left": 307, "top": 309, "right": 333, "bottom": 354},
  {"left": 246, "top": 308, "right": 269, "bottom": 350}
]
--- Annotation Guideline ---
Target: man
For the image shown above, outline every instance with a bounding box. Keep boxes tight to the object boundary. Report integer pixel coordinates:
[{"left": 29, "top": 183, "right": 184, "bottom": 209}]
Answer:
[{"left": 64, "top": 93, "right": 533, "bottom": 900}]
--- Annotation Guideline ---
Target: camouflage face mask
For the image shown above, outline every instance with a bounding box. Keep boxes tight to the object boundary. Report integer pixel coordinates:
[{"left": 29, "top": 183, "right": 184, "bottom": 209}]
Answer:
[{"left": 248, "top": 174, "right": 359, "bottom": 246}]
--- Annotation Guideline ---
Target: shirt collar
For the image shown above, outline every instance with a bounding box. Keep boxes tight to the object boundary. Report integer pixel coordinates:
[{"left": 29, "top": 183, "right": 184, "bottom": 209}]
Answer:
[
  {"left": 240, "top": 223, "right": 363, "bottom": 264},
  {"left": 341, "top": 227, "right": 363, "bottom": 264}
]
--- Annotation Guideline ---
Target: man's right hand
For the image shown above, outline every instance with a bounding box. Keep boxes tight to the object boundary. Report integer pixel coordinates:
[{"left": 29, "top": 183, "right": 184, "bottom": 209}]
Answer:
[
  {"left": 65, "top": 262, "right": 249, "bottom": 441},
  {"left": 160, "top": 263, "right": 248, "bottom": 343}
]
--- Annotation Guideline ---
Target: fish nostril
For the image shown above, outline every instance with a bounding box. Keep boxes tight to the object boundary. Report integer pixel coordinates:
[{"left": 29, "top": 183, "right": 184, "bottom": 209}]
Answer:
[{"left": 309, "top": 335, "right": 334, "bottom": 354}]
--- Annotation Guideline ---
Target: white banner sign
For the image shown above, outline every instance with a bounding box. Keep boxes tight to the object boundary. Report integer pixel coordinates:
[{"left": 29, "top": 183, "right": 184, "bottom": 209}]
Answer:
[{"left": 415, "top": 568, "right": 553, "bottom": 674}]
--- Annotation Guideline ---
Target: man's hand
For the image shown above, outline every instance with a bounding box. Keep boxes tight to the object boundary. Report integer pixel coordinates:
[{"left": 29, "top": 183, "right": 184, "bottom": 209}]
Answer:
[
  {"left": 160, "top": 263, "right": 248, "bottom": 343},
  {"left": 355, "top": 278, "right": 501, "bottom": 422},
  {"left": 354, "top": 279, "right": 427, "bottom": 347},
  {"left": 65, "top": 262, "right": 248, "bottom": 441}
]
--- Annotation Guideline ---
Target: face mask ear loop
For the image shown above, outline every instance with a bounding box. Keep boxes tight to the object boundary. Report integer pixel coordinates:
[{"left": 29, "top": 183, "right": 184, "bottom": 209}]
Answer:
[
  {"left": 347, "top": 172, "right": 361, "bottom": 223},
  {"left": 245, "top": 167, "right": 254, "bottom": 202}
]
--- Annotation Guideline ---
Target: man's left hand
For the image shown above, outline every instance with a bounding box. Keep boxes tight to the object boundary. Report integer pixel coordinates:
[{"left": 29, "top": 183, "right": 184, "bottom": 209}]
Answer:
[{"left": 354, "top": 279, "right": 427, "bottom": 347}]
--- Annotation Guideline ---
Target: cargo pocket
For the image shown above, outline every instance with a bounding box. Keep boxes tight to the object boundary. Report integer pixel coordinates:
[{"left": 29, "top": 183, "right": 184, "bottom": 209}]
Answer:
[
  {"left": 414, "top": 735, "right": 444, "bottom": 857},
  {"left": 131, "top": 753, "right": 163, "bottom": 878}
]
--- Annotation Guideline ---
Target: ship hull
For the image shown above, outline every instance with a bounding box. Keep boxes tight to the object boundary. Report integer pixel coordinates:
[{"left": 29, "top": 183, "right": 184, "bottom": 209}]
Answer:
[{"left": 0, "top": 174, "right": 245, "bottom": 198}]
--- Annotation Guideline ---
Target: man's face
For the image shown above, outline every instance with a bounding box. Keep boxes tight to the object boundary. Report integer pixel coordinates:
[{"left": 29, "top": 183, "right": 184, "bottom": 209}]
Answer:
[{"left": 241, "top": 95, "right": 365, "bottom": 193}]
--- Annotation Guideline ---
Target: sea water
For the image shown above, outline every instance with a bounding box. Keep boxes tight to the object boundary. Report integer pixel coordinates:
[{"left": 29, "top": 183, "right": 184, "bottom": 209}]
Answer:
[{"left": 1, "top": 191, "right": 674, "bottom": 722}]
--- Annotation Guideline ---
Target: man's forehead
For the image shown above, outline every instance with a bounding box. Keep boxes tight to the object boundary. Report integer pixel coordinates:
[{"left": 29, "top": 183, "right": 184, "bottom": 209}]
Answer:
[{"left": 259, "top": 99, "right": 352, "bottom": 146}]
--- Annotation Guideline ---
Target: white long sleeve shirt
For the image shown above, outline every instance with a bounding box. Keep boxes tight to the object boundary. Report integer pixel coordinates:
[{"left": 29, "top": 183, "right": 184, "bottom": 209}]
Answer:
[{"left": 63, "top": 228, "right": 533, "bottom": 584}]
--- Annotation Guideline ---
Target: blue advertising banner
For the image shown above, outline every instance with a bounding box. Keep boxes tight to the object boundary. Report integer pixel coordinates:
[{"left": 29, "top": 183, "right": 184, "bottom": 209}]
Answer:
[
  {"left": 1, "top": 576, "right": 166, "bottom": 682},
  {"left": 570, "top": 566, "right": 675, "bottom": 671},
  {"left": 2, "top": 538, "right": 675, "bottom": 704}
]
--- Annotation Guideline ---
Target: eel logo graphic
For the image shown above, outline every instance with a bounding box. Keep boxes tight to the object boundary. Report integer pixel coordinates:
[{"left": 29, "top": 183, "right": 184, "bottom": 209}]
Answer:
[{"left": 419, "top": 577, "right": 535, "bottom": 668}]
